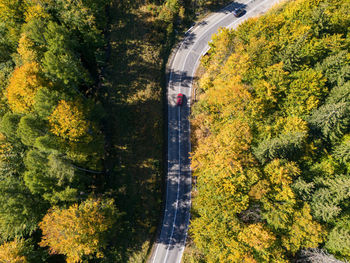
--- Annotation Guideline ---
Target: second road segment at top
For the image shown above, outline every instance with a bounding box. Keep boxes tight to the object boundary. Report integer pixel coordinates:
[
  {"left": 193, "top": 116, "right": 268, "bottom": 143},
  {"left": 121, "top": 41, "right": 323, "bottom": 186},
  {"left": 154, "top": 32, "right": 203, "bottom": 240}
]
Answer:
[{"left": 150, "top": 0, "right": 283, "bottom": 262}]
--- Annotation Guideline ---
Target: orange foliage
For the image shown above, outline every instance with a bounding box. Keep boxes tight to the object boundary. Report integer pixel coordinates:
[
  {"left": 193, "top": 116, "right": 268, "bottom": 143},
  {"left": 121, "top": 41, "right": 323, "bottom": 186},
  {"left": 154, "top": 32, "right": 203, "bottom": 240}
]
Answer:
[
  {"left": 0, "top": 239, "right": 28, "bottom": 263},
  {"left": 6, "top": 62, "right": 43, "bottom": 113}
]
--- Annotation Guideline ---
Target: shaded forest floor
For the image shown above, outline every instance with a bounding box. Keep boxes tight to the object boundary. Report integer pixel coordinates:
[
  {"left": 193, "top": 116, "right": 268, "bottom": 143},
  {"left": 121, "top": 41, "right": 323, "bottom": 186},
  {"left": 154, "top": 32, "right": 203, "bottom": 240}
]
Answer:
[{"left": 100, "top": 2, "right": 164, "bottom": 262}]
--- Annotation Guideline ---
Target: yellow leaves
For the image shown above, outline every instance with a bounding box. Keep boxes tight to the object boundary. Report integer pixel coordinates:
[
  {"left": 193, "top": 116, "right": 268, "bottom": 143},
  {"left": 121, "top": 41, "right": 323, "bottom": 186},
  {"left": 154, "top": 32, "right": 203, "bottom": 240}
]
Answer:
[
  {"left": 282, "top": 203, "right": 325, "bottom": 254},
  {"left": 39, "top": 198, "right": 116, "bottom": 263},
  {"left": 210, "top": 27, "right": 235, "bottom": 63},
  {"left": 238, "top": 223, "right": 276, "bottom": 251},
  {"left": 191, "top": 119, "right": 254, "bottom": 176},
  {"left": 198, "top": 71, "right": 214, "bottom": 91},
  {"left": 263, "top": 159, "right": 300, "bottom": 203},
  {"left": 285, "top": 68, "right": 327, "bottom": 116},
  {"left": 17, "top": 33, "right": 38, "bottom": 63},
  {"left": 264, "top": 159, "right": 300, "bottom": 186},
  {"left": 242, "top": 254, "right": 257, "bottom": 263},
  {"left": 282, "top": 116, "right": 308, "bottom": 134},
  {"left": 0, "top": 239, "right": 28, "bottom": 263},
  {"left": 209, "top": 78, "right": 251, "bottom": 120},
  {"left": 249, "top": 179, "right": 270, "bottom": 200},
  {"left": 222, "top": 42, "right": 251, "bottom": 78},
  {"left": 6, "top": 62, "right": 43, "bottom": 113},
  {"left": 24, "top": 1, "right": 50, "bottom": 22},
  {"left": 190, "top": 214, "right": 244, "bottom": 263},
  {"left": 49, "top": 100, "right": 90, "bottom": 142}
]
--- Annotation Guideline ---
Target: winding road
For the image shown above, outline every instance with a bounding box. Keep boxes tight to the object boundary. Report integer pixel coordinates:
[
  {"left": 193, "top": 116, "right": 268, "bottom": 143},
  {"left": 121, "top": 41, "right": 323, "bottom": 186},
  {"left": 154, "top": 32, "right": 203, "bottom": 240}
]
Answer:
[{"left": 150, "top": 1, "right": 283, "bottom": 262}]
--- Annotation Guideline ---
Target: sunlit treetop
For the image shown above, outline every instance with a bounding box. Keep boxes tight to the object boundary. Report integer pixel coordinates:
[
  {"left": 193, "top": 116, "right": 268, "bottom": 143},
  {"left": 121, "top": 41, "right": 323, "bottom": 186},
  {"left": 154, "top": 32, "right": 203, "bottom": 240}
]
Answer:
[
  {"left": 49, "top": 100, "right": 90, "bottom": 142},
  {"left": 0, "top": 238, "right": 28, "bottom": 263},
  {"left": 6, "top": 62, "right": 44, "bottom": 113}
]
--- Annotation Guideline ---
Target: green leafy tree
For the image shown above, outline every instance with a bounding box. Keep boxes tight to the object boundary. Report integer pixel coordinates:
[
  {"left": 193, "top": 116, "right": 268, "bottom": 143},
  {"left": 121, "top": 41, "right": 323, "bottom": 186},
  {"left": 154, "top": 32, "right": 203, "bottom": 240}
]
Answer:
[
  {"left": 333, "top": 135, "right": 350, "bottom": 164},
  {"left": 17, "top": 114, "right": 46, "bottom": 146},
  {"left": 0, "top": 0, "right": 26, "bottom": 45},
  {"left": 326, "top": 216, "right": 350, "bottom": 259},
  {"left": 23, "top": 149, "right": 81, "bottom": 204},
  {"left": 311, "top": 174, "right": 350, "bottom": 222},
  {"left": 42, "top": 22, "right": 90, "bottom": 87},
  {"left": 0, "top": 23, "right": 14, "bottom": 64},
  {"left": 283, "top": 68, "right": 327, "bottom": 116},
  {"left": 0, "top": 133, "right": 24, "bottom": 177},
  {"left": 34, "top": 87, "right": 65, "bottom": 119},
  {"left": 254, "top": 132, "right": 307, "bottom": 164},
  {"left": 309, "top": 101, "right": 350, "bottom": 141},
  {"left": 0, "top": 176, "right": 47, "bottom": 240},
  {"left": 0, "top": 112, "right": 21, "bottom": 139},
  {"left": 317, "top": 51, "right": 350, "bottom": 86},
  {"left": 326, "top": 81, "right": 350, "bottom": 104}
]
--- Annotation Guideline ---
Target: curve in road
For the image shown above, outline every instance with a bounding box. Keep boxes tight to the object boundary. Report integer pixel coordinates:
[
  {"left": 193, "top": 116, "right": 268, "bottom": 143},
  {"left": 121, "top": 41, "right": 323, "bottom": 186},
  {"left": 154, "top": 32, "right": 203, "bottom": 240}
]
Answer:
[{"left": 150, "top": 1, "right": 283, "bottom": 262}]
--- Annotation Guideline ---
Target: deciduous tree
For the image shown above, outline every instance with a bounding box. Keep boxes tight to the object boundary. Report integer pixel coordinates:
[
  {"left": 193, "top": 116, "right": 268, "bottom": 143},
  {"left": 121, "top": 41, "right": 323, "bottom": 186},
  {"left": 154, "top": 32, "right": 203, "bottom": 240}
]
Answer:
[
  {"left": 49, "top": 100, "right": 90, "bottom": 142},
  {"left": 0, "top": 239, "right": 28, "bottom": 263},
  {"left": 6, "top": 62, "right": 44, "bottom": 113},
  {"left": 39, "top": 198, "right": 118, "bottom": 263}
]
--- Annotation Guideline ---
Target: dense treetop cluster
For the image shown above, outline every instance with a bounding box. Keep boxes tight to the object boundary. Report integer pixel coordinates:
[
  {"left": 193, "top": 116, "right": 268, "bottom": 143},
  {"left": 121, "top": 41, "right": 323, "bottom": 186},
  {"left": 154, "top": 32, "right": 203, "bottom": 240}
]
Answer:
[
  {"left": 0, "top": 0, "right": 199, "bottom": 261},
  {"left": 0, "top": 0, "right": 120, "bottom": 262},
  {"left": 188, "top": 0, "right": 350, "bottom": 262}
]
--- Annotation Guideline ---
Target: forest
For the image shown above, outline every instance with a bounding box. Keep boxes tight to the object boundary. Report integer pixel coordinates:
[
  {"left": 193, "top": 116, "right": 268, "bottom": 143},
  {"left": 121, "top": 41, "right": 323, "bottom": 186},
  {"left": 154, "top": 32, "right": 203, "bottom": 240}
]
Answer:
[
  {"left": 0, "top": 0, "right": 232, "bottom": 262},
  {"left": 186, "top": 0, "right": 350, "bottom": 262}
]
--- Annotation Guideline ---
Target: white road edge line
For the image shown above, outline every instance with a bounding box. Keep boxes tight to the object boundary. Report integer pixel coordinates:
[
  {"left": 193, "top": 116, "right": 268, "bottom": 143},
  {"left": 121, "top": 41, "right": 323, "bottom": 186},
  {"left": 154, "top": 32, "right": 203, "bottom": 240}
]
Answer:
[
  {"left": 185, "top": 1, "right": 236, "bottom": 36},
  {"left": 152, "top": 36, "right": 184, "bottom": 263},
  {"left": 152, "top": 72, "right": 175, "bottom": 263},
  {"left": 181, "top": 0, "right": 270, "bottom": 74},
  {"left": 163, "top": 104, "right": 182, "bottom": 263}
]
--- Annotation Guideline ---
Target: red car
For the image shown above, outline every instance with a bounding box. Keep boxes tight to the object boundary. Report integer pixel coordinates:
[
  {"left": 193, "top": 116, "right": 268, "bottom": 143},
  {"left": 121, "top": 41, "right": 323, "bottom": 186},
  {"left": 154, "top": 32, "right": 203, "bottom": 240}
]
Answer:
[{"left": 177, "top": 93, "right": 184, "bottom": 106}]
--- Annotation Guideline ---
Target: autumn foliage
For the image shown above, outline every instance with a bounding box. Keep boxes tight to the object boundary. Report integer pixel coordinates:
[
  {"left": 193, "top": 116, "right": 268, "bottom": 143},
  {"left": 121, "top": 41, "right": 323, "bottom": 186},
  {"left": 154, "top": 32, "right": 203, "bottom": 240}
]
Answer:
[
  {"left": 0, "top": 0, "right": 111, "bottom": 260},
  {"left": 49, "top": 100, "right": 90, "bottom": 142},
  {"left": 39, "top": 199, "right": 117, "bottom": 263},
  {"left": 6, "top": 62, "right": 43, "bottom": 113},
  {"left": 0, "top": 239, "right": 28, "bottom": 263},
  {"left": 188, "top": 0, "right": 350, "bottom": 262}
]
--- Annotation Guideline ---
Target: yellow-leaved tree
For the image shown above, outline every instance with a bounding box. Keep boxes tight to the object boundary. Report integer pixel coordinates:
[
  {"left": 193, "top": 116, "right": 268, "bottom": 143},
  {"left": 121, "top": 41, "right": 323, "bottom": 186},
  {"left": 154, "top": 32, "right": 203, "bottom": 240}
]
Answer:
[
  {"left": 24, "top": 0, "right": 51, "bottom": 22},
  {"left": 39, "top": 198, "right": 118, "bottom": 263},
  {"left": 49, "top": 100, "right": 90, "bottom": 142},
  {"left": 17, "top": 33, "right": 38, "bottom": 63},
  {"left": 0, "top": 238, "right": 28, "bottom": 263},
  {"left": 282, "top": 203, "right": 326, "bottom": 254},
  {"left": 6, "top": 62, "right": 43, "bottom": 113}
]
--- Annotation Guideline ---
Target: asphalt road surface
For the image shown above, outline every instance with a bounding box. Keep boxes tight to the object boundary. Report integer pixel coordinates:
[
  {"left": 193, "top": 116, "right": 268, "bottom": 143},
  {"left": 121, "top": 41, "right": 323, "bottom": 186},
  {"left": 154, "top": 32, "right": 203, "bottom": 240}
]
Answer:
[{"left": 150, "top": 1, "right": 283, "bottom": 262}]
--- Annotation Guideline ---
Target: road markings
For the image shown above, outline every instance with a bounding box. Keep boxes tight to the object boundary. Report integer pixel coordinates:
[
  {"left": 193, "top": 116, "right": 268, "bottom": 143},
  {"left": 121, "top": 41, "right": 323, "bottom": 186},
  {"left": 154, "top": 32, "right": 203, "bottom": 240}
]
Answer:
[{"left": 162, "top": 105, "right": 182, "bottom": 263}]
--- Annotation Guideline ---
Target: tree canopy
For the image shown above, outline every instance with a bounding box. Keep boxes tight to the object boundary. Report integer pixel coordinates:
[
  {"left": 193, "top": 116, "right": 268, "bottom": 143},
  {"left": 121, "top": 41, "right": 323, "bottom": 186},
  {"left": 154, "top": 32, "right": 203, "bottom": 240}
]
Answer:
[{"left": 189, "top": 0, "right": 350, "bottom": 262}]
